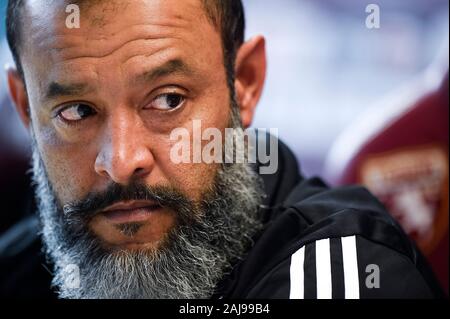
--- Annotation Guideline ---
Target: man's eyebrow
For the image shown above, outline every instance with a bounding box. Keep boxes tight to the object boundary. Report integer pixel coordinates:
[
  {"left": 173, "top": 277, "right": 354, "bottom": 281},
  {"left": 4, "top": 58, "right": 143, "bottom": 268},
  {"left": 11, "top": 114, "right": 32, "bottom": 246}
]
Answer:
[
  {"left": 45, "top": 82, "right": 93, "bottom": 100},
  {"left": 43, "top": 59, "right": 194, "bottom": 100},
  {"left": 133, "top": 59, "right": 197, "bottom": 85}
]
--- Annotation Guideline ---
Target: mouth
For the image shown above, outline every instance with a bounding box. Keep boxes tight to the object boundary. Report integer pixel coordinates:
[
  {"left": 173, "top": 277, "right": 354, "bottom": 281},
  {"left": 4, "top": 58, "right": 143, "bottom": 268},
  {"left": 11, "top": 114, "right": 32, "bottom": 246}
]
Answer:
[{"left": 101, "top": 200, "right": 162, "bottom": 224}]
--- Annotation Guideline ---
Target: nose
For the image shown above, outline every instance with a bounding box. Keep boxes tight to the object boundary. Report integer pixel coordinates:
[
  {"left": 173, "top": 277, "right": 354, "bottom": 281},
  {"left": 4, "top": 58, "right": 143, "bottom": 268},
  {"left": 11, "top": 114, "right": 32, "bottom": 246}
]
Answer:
[{"left": 94, "top": 110, "right": 154, "bottom": 184}]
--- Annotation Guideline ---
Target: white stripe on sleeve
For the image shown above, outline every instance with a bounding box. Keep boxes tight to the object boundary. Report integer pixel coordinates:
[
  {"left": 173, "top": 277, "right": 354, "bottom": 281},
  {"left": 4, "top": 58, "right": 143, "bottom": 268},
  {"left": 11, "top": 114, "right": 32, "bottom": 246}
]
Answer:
[
  {"left": 289, "top": 246, "right": 305, "bottom": 299},
  {"left": 341, "top": 235, "right": 360, "bottom": 299},
  {"left": 316, "top": 238, "right": 332, "bottom": 299}
]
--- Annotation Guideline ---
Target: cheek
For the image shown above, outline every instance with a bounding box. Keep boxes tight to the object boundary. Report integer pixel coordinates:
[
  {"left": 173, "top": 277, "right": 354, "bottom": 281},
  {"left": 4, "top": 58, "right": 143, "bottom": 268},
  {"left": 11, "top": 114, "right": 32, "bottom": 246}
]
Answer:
[
  {"left": 151, "top": 105, "right": 231, "bottom": 202},
  {"left": 147, "top": 135, "right": 217, "bottom": 202},
  {"left": 37, "top": 128, "right": 97, "bottom": 203},
  {"left": 170, "top": 162, "right": 219, "bottom": 202}
]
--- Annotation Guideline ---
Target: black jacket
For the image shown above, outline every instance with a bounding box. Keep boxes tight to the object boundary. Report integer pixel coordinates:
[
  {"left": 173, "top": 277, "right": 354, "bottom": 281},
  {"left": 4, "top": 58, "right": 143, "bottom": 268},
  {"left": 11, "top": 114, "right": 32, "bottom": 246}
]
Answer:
[{"left": 0, "top": 140, "right": 444, "bottom": 298}]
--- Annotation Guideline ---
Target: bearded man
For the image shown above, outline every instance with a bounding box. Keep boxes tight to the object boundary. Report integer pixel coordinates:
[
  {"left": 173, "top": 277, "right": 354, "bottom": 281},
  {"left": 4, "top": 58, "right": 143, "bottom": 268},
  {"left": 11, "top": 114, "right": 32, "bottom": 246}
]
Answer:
[{"left": 0, "top": 0, "right": 444, "bottom": 298}]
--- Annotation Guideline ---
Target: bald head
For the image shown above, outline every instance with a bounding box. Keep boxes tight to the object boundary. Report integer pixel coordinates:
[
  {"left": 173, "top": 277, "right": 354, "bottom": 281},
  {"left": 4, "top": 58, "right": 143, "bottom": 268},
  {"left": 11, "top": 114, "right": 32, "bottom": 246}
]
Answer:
[{"left": 6, "top": 0, "right": 245, "bottom": 81}]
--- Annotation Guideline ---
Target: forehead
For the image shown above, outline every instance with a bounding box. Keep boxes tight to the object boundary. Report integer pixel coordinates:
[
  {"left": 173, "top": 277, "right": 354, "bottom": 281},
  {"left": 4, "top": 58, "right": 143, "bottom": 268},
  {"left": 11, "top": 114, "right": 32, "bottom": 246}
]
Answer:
[
  {"left": 20, "top": 0, "right": 222, "bottom": 86},
  {"left": 23, "top": 0, "right": 213, "bottom": 39}
]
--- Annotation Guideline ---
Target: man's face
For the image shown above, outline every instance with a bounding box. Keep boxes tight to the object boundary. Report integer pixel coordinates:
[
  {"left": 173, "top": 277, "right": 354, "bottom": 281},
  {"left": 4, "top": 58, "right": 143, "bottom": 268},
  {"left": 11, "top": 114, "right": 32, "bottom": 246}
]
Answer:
[
  {"left": 21, "top": 0, "right": 231, "bottom": 250},
  {"left": 8, "top": 0, "right": 267, "bottom": 298}
]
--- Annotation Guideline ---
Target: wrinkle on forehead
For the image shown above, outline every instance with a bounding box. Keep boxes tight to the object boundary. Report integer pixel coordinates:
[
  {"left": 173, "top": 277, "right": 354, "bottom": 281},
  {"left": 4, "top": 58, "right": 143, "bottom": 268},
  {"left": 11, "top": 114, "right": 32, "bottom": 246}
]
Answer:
[
  {"left": 44, "top": 25, "right": 188, "bottom": 62},
  {"left": 20, "top": 0, "right": 225, "bottom": 108},
  {"left": 22, "top": 0, "right": 211, "bottom": 61}
]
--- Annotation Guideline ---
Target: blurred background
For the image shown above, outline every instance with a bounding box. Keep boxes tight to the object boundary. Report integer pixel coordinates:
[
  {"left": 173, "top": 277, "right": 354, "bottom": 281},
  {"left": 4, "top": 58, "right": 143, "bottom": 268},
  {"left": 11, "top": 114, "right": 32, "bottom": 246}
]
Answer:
[
  {"left": 0, "top": 0, "right": 448, "bottom": 293},
  {"left": 244, "top": 0, "right": 448, "bottom": 176}
]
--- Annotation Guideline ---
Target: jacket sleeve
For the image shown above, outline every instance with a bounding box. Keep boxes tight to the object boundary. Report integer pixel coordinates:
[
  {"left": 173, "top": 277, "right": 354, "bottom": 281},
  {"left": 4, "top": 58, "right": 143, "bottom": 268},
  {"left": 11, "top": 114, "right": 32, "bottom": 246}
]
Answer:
[{"left": 245, "top": 235, "right": 440, "bottom": 299}]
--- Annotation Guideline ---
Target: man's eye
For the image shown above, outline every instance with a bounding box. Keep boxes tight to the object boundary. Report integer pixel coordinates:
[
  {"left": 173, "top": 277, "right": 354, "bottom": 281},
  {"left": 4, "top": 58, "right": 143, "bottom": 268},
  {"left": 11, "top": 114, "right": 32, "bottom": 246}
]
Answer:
[
  {"left": 57, "top": 104, "right": 96, "bottom": 122},
  {"left": 150, "top": 93, "right": 185, "bottom": 111}
]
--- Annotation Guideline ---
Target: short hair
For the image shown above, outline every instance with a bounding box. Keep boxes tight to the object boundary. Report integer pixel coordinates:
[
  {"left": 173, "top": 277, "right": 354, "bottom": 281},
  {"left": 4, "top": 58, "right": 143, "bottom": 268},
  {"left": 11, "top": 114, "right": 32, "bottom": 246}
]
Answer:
[{"left": 6, "top": 0, "right": 245, "bottom": 89}]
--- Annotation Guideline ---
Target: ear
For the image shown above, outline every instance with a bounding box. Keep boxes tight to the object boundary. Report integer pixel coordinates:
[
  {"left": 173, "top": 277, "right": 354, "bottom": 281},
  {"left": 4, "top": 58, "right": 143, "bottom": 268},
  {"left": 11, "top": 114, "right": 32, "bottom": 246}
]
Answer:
[
  {"left": 7, "top": 66, "right": 31, "bottom": 129},
  {"left": 234, "top": 35, "right": 267, "bottom": 128}
]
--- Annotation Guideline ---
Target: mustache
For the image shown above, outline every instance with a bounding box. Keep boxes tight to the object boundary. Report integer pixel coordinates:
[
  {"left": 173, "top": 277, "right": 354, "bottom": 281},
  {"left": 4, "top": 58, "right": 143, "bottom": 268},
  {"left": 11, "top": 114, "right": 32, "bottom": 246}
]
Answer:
[{"left": 62, "top": 182, "right": 196, "bottom": 222}]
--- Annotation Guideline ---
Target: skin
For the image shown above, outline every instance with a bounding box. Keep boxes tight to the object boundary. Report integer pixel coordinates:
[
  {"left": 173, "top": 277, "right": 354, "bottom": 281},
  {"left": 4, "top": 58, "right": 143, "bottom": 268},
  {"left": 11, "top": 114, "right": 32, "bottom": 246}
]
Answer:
[{"left": 7, "top": 0, "right": 267, "bottom": 250}]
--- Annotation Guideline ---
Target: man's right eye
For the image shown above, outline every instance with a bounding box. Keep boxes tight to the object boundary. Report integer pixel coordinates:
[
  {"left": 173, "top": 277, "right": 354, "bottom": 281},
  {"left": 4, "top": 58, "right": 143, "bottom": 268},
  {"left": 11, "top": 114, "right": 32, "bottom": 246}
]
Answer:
[{"left": 56, "top": 103, "right": 97, "bottom": 123}]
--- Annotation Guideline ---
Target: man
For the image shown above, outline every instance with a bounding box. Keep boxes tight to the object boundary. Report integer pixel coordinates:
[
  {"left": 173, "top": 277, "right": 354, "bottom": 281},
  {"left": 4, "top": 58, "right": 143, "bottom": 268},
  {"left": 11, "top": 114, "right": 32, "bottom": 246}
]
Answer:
[{"left": 0, "top": 0, "right": 444, "bottom": 298}]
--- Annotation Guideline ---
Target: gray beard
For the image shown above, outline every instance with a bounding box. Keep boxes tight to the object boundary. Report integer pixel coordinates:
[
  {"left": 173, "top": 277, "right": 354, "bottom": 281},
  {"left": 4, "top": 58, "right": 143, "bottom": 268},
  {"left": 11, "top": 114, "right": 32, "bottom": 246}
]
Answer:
[{"left": 31, "top": 118, "right": 264, "bottom": 299}]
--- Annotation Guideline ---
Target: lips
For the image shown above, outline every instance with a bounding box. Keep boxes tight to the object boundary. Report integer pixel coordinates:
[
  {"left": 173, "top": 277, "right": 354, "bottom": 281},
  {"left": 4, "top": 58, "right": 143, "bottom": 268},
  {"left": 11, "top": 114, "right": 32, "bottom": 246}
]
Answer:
[{"left": 101, "top": 200, "right": 162, "bottom": 224}]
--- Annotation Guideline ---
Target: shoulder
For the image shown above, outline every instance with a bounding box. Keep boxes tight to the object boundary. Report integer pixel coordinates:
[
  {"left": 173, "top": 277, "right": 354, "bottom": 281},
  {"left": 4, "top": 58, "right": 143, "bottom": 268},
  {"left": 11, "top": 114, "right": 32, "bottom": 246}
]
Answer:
[
  {"left": 0, "top": 216, "right": 55, "bottom": 298},
  {"left": 246, "top": 234, "right": 437, "bottom": 299},
  {"left": 225, "top": 178, "right": 444, "bottom": 298}
]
